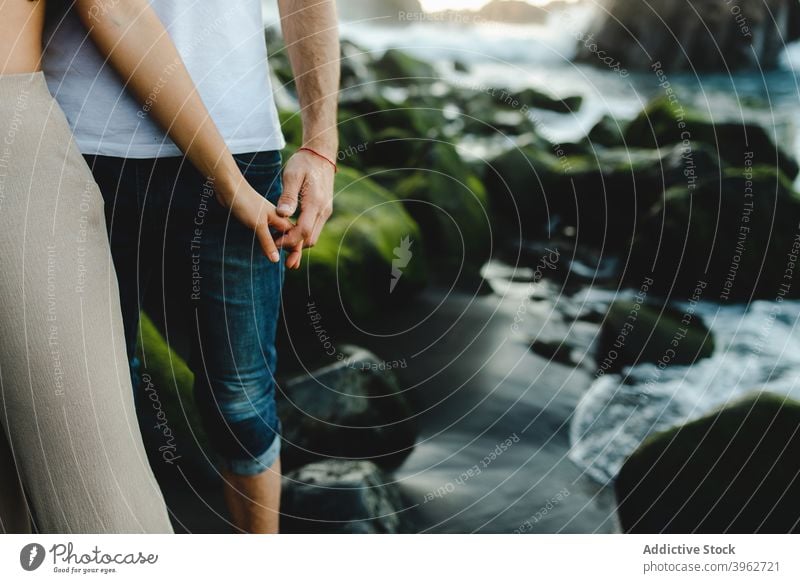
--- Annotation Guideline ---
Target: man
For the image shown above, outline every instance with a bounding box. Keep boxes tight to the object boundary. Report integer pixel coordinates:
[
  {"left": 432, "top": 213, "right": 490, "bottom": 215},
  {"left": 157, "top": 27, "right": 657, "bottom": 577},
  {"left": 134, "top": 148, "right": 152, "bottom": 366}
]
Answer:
[{"left": 42, "top": 0, "right": 340, "bottom": 533}]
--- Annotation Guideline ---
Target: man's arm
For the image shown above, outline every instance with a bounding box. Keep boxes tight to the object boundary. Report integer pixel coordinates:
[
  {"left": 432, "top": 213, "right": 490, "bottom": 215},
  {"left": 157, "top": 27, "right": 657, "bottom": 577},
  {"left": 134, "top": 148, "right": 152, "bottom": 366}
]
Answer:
[
  {"left": 72, "top": 0, "right": 293, "bottom": 263},
  {"left": 274, "top": 0, "right": 340, "bottom": 264}
]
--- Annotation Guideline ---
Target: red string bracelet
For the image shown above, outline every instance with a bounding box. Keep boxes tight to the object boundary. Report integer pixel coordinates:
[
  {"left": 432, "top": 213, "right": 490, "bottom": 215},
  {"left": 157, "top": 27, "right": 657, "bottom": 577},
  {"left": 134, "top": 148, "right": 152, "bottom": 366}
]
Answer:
[{"left": 298, "top": 146, "right": 338, "bottom": 173}]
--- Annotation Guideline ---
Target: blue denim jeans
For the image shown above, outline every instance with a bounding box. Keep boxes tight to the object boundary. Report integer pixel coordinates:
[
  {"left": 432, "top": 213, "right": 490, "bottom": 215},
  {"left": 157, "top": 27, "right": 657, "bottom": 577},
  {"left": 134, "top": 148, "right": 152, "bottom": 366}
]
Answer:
[{"left": 85, "top": 150, "right": 285, "bottom": 476}]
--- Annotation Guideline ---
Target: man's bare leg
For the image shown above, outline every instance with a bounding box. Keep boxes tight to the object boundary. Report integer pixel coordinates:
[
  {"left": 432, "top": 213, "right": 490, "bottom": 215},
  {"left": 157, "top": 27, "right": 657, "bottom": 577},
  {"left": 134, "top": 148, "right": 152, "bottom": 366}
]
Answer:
[{"left": 222, "top": 458, "right": 281, "bottom": 533}]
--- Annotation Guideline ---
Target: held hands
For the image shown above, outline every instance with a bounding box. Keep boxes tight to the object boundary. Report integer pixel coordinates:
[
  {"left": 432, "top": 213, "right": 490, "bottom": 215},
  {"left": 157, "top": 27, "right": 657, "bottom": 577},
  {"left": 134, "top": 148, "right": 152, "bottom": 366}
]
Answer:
[
  {"left": 214, "top": 176, "right": 295, "bottom": 263},
  {"left": 214, "top": 148, "right": 335, "bottom": 269},
  {"left": 272, "top": 148, "right": 336, "bottom": 270}
]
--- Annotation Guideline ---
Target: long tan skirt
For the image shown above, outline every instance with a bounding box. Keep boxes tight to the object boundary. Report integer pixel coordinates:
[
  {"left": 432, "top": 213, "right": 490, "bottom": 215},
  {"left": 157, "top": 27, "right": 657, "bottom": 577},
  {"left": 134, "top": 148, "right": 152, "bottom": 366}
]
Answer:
[{"left": 0, "top": 71, "right": 172, "bottom": 533}]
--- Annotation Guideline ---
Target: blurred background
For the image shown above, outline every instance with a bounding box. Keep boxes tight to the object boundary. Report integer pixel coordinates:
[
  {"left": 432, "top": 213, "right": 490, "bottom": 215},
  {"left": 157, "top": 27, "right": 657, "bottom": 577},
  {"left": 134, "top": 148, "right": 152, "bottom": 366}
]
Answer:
[{"left": 136, "top": 0, "right": 800, "bottom": 533}]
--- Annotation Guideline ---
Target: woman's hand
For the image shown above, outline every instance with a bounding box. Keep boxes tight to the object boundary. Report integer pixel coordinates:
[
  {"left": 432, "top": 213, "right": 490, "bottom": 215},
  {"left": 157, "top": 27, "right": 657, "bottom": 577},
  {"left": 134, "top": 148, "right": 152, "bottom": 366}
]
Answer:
[{"left": 215, "top": 176, "right": 296, "bottom": 264}]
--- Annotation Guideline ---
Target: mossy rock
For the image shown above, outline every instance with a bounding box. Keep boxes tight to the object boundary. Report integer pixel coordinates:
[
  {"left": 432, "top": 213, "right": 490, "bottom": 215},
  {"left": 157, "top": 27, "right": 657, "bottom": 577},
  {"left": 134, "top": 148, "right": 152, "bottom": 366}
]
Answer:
[
  {"left": 625, "top": 96, "right": 799, "bottom": 179},
  {"left": 616, "top": 391, "right": 800, "bottom": 533},
  {"left": 516, "top": 87, "right": 583, "bottom": 114},
  {"left": 597, "top": 301, "right": 714, "bottom": 373},
  {"left": 394, "top": 141, "right": 491, "bottom": 279},
  {"left": 485, "top": 142, "right": 719, "bottom": 246},
  {"left": 375, "top": 48, "right": 436, "bottom": 85},
  {"left": 284, "top": 166, "right": 427, "bottom": 326},
  {"left": 587, "top": 114, "right": 628, "bottom": 148},
  {"left": 628, "top": 165, "right": 800, "bottom": 300},
  {"left": 135, "top": 313, "right": 215, "bottom": 479}
]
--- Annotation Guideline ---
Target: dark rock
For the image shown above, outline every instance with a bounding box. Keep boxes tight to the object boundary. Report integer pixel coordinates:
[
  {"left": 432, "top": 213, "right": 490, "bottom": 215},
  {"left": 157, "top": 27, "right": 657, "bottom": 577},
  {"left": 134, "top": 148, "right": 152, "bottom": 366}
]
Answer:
[
  {"left": 283, "top": 166, "right": 427, "bottom": 326},
  {"left": 616, "top": 391, "right": 800, "bottom": 533},
  {"left": 576, "top": 0, "right": 800, "bottom": 72},
  {"left": 281, "top": 460, "right": 407, "bottom": 533},
  {"left": 453, "top": 59, "right": 469, "bottom": 73},
  {"left": 477, "top": 0, "right": 548, "bottom": 23},
  {"left": 530, "top": 339, "right": 577, "bottom": 366},
  {"left": 625, "top": 96, "right": 799, "bottom": 179},
  {"left": 627, "top": 166, "right": 800, "bottom": 300},
  {"left": 484, "top": 141, "right": 720, "bottom": 247},
  {"left": 375, "top": 48, "right": 437, "bottom": 85},
  {"left": 394, "top": 141, "right": 492, "bottom": 280},
  {"left": 278, "top": 346, "right": 417, "bottom": 471},
  {"left": 597, "top": 301, "right": 715, "bottom": 374},
  {"left": 517, "top": 87, "right": 583, "bottom": 114},
  {"left": 587, "top": 114, "right": 628, "bottom": 148}
]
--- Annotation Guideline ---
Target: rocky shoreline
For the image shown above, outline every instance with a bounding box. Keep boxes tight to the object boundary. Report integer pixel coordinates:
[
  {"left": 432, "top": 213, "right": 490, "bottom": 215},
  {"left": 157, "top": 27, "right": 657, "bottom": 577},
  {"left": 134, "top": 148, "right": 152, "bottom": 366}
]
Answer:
[{"left": 132, "top": 17, "right": 800, "bottom": 532}]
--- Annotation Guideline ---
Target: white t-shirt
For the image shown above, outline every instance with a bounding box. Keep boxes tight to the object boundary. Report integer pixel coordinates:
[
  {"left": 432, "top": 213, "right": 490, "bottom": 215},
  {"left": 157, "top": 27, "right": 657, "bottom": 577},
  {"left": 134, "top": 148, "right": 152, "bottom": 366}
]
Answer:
[{"left": 42, "top": 1, "right": 285, "bottom": 158}]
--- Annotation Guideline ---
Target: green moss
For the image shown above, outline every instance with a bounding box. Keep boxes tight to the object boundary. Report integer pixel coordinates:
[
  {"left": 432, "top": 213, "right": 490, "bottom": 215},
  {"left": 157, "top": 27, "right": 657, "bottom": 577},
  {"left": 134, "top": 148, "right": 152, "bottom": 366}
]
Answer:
[
  {"left": 136, "top": 313, "right": 207, "bottom": 445},
  {"left": 375, "top": 49, "right": 436, "bottom": 84},
  {"left": 284, "top": 167, "right": 427, "bottom": 323},
  {"left": 616, "top": 392, "right": 800, "bottom": 533},
  {"left": 394, "top": 142, "right": 490, "bottom": 278},
  {"left": 599, "top": 301, "right": 714, "bottom": 373},
  {"left": 629, "top": 165, "right": 800, "bottom": 299},
  {"left": 625, "top": 96, "right": 799, "bottom": 178}
]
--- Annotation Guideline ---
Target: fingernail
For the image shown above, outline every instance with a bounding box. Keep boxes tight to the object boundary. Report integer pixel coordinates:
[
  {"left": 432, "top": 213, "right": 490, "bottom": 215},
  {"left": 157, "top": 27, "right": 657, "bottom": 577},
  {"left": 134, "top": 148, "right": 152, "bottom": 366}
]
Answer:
[
  {"left": 270, "top": 251, "right": 280, "bottom": 262},
  {"left": 278, "top": 204, "right": 293, "bottom": 215}
]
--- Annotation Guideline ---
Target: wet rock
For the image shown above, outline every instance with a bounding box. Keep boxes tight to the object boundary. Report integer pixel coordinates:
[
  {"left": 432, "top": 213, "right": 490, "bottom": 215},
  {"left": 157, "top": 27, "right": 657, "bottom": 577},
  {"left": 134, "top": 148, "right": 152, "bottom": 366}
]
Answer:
[
  {"left": 477, "top": 0, "right": 548, "bottom": 23},
  {"left": 485, "top": 141, "right": 720, "bottom": 247},
  {"left": 530, "top": 339, "right": 578, "bottom": 366},
  {"left": 278, "top": 346, "right": 417, "bottom": 471},
  {"left": 586, "top": 114, "right": 627, "bottom": 148},
  {"left": 625, "top": 96, "right": 799, "bottom": 179},
  {"left": 281, "top": 460, "right": 407, "bottom": 533},
  {"left": 576, "top": 0, "right": 800, "bottom": 72},
  {"left": 597, "top": 301, "right": 715, "bottom": 374},
  {"left": 516, "top": 87, "right": 583, "bottom": 114},
  {"left": 375, "top": 48, "right": 437, "bottom": 85},
  {"left": 616, "top": 391, "right": 800, "bottom": 533},
  {"left": 283, "top": 166, "right": 427, "bottom": 326},
  {"left": 135, "top": 314, "right": 214, "bottom": 480},
  {"left": 394, "top": 141, "right": 491, "bottom": 281},
  {"left": 628, "top": 166, "right": 800, "bottom": 300}
]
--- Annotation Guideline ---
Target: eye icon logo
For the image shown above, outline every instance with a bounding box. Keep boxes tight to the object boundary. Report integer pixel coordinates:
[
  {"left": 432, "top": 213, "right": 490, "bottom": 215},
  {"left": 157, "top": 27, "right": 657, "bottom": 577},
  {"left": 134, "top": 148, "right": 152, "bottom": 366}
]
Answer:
[{"left": 20, "top": 543, "right": 45, "bottom": 571}]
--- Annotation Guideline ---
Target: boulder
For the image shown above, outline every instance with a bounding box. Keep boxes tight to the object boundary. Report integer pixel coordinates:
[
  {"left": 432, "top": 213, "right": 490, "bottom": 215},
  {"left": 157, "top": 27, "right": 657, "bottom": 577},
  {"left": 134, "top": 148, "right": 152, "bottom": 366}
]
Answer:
[
  {"left": 394, "top": 141, "right": 492, "bottom": 280},
  {"left": 576, "top": 0, "right": 800, "bottom": 72},
  {"left": 375, "top": 48, "right": 437, "bottom": 85},
  {"left": 484, "top": 141, "right": 721, "bottom": 247},
  {"left": 278, "top": 346, "right": 417, "bottom": 471},
  {"left": 281, "top": 460, "right": 407, "bottom": 533},
  {"left": 597, "top": 301, "right": 715, "bottom": 374},
  {"left": 625, "top": 96, "right": 799, "bottom": 179},
  {"left": 516, "top": 87, "right": 583, "bottom": 114},
  {"left": 283, "top": 166, "right": 427, "bottom": 327},
  {"left": 477, "top": 0, "right": 548, "bottom": 23},
  {"left": 586, "top": 114, "right": 628, "bottom": 148},
  {"left": 135, "top": 314, "right": 213, "bottom": 479},
  {"left": 616, "top": 391, "right": 800, "bottom": 533},
  {"left": 627, "top": 166, "right": 800, "bottom": 300}
]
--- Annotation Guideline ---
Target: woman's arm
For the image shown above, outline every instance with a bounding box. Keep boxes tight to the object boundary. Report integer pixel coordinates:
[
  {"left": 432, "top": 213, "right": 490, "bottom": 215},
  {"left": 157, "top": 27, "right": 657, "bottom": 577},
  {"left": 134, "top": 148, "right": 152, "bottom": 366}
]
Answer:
[{"left": 72, "top": 0, "right": 298, "bottom": 266}]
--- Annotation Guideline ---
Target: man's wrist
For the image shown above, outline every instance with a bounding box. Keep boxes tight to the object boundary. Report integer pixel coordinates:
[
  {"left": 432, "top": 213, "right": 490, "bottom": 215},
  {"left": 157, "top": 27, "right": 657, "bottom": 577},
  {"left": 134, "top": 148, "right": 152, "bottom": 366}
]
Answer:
[{"left": 300, "top": 132, "right": 338, "bottom": 161}]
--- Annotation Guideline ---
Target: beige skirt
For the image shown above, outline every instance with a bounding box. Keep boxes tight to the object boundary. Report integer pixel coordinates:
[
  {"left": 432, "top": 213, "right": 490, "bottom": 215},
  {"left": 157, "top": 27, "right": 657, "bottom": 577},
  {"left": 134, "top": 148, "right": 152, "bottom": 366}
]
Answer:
[{"left": 0, "top": 72, "right": 172, "bottom": 533}]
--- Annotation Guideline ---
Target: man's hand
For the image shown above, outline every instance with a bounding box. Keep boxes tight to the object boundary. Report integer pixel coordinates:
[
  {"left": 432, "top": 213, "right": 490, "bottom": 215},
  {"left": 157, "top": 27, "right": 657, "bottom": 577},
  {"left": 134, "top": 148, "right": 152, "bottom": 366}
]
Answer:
[
  {"left": 276, "top": 0, "right": 339, "bottom": 269},
  {"left": 215, "top": 177, "right": 296, "bottom": 263},
  {"left": 273, "top": 150, "right": 335, "bottom": 269}
]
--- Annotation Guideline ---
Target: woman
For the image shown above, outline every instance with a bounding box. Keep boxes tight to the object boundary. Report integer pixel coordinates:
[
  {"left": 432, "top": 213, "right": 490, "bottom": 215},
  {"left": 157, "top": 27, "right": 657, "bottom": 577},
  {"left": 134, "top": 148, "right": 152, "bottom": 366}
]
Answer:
[{"left": 0, "top": 0, "right": 296, "bottom": 533}]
